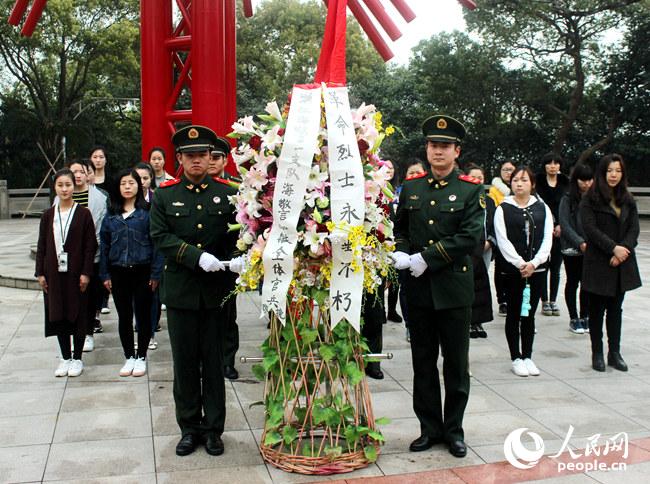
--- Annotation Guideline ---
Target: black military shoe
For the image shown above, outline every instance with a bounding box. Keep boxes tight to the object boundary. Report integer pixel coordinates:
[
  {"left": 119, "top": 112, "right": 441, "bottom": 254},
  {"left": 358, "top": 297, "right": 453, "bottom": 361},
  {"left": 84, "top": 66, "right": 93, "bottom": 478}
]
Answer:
[
  {"left": 223, "top": 366, "right": 239, "bottom": 380},
  {"left": 176, "top": 434, "right": 200, "bottom": 456},
  {"left": 608, "top": 352, "right": 628, "bottom": 372},
  {"left": 592, "top": 353, "right": 606, "bottom": 372},
  {"left": 205, "top": 434, "right": 224, "bottom": 456},
  {"left": 448, "top": 440, "right": 467, "bottom": 458},
  {"left": 476, "top": 323, "right": 487, "bottom": 338},
  {"left": 365, "top": 367, "right": 384, "bottom": 380},
  {"left": 409, "top": 435, "right": 442, "bottom": 452},
  {"left": 387, "top": 311, "right": 403, "bottom": 323}
]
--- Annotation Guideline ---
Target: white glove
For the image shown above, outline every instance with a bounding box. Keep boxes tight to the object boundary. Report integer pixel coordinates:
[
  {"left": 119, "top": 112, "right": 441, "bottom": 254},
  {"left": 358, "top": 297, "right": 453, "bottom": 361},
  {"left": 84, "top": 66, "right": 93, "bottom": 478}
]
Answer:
[
  {"left": 229, "top": 255, "right": 246, "bottom": 274},
  {"left": 409, "top": 253, "right": 428, "bottom": 278},
  {"left": 199, "top": 252, "right": 225, "bottom": 272},
  {"left": 390, "top": 251, "right": 411, "bottom": 270}
]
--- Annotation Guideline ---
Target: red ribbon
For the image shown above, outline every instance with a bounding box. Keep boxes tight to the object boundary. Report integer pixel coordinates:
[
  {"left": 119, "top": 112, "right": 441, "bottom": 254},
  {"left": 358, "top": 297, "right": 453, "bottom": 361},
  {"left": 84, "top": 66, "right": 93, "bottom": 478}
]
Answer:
[{"left": 314, "top": 0, "right": 348, "bottom": 85}]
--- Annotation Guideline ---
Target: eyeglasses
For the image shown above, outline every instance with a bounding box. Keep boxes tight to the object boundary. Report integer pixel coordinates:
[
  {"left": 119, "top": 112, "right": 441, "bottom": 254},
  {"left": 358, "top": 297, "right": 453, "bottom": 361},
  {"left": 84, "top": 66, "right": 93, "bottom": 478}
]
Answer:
[{"left": 501, "top": 167, "right": 515, "bottom": 173}]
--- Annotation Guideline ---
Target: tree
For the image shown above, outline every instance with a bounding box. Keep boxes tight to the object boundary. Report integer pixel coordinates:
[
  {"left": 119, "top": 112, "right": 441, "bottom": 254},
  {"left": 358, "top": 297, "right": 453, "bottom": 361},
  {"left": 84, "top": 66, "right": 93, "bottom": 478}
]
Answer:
[
  {"left": 465, "top": 0, "right": 643, "bottom": 156},
  {"left": 0, "top": 0, "right": 140, "bottom": 168}
]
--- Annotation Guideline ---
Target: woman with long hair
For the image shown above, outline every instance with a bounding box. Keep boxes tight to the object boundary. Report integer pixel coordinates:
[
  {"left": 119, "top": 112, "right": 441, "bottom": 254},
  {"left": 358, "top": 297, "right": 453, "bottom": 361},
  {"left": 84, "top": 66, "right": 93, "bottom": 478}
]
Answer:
[
  {"left": 36, "top": 169, "right": 97, "bottom": 377},
  {"left": 559, "top": 163, "right": 593, "bottom": 334},
  {"left": 99, "top": 169, "right": 163, "bottom": 377},
  {"left": 580, "top": 154, "right": 641, "bottom": 372},
  {"left": 148, "top": 147, "right": 174, "bottom": 188},
  {"left": 494, "top": 166, "right": 553, "bottom": 377}
]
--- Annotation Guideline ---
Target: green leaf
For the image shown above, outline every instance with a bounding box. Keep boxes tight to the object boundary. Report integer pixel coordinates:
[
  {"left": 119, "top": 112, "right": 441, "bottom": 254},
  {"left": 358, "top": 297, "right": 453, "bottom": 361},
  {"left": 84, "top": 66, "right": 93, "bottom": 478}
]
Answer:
[
  {"left": 312, "top": 207, "right": 322, "bottom": 223},
  {"left": 256, "top": 114, "right": 279, "bottom": 123},
  {"left": 282, "top": 425, "right": 298, "bottom": 445},
  {"left": 302, "top": 443, "right": 314, "bottom": 457},
  {"left": 324, "top": 408, "right": 341, "bottom": 427},
  {"left": 312, "top": 404, "right": 326, "bottom": 425},
  {"left": 318, "top": 344, "right": 336, "bottom": 362},
  {"left": 344, "top": 425, "right": 359, "bottom": 443},
  {"left": 251, "top": 364, "right": 266, "bottom": 381},
  {"left": 264, "top": 430, "right": 283, "bottom": 446},
  {"left": 344, "top": 361, "right": 364, "bottom": 386},
  {"left": 299, "top": 327, "right": 319, "bottom": 346},
  {"left": 374, "top": 417, "right": 391, "bottom": 426},
  {"left": 324, "top": 445, "right": 343, "bottom": 459},
  {"left": 312, "top": 289, "right": 328, "bottom": 306},
  {"left": 262, "top": 353, "right": 279, "bottom": 372},
  {"left": 363, "top": 445, "right": 378, "bottom": 463},
  {"left": 368, "top": 430, "right": 385, "bottom": 442}
]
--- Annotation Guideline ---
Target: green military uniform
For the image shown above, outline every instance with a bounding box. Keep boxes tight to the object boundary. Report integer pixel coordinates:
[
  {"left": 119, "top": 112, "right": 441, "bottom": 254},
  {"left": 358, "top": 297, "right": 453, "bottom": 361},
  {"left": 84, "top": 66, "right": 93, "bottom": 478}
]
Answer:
[
  {"left": 150, "top": 127, "right": 238, "bottom": 439},
  {"left": 211, "top": 137, "right": 241, "bottom": 375},
  {"left": 394, "top": 115, "right": 484, "bottom": 445}
]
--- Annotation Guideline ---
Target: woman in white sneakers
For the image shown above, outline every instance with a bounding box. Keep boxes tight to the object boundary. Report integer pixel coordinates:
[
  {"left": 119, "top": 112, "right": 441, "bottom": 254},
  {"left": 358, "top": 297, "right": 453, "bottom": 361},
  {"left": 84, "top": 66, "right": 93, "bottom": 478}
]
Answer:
[
  {"left": 494, "top": 166, "right": 553, "bottom": 377},
  {"left": 36, "top": 169, "right": 97, "bottom": 377},
  {"left": 99, "top": 169, "right": 163, "bottom": 377}
]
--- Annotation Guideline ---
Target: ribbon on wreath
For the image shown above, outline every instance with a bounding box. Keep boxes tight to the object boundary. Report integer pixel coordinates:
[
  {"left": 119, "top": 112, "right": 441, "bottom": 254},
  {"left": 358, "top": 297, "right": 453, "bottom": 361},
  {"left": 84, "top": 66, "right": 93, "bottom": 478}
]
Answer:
[
  {"left": 261, "top": 84, "right": 322, "bottom": 324},
  {"left": 324, "top": 85, "right": 365, "bottom": 332}
]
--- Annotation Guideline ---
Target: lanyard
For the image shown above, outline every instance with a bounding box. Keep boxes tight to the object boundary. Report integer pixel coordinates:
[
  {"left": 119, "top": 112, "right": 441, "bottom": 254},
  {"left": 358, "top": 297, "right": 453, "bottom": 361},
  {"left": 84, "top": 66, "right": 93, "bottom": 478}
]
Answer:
[{"left": 57, "top": 203, "right": 76, "bottom": 248}]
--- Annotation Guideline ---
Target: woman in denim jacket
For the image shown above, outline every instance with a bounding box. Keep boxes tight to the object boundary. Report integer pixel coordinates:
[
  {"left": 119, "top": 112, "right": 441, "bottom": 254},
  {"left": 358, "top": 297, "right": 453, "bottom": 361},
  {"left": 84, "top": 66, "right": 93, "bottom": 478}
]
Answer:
[{"left": 100, "top": 169, "right": 163, "bottom": 377}]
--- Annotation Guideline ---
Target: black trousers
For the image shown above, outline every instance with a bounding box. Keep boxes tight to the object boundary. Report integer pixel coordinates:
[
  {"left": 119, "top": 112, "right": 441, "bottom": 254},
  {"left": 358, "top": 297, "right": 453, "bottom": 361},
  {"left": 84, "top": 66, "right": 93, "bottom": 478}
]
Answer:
[
  {"left": 398, "top": 270, "right": 410, "bottom": 327},
  {"left": 541, "top": 238, "right": 563, "bottom": 302},
  {"left": 408, "top": 303, "right": 470, "bottom": 442},
  {"left": 222, "top": 294, "right": 239, "bottom": 368},
  {"left": 110, "top": 265, "right": 153, "bottom": 359},
  {"left": 362, "top": 286, "right": 385, "bottom": 372},
  {"left": 57, "top": 333, "right": 85, "bottom": 360},
  {"left": 86, "top": 262, "right": 103, "bottom": 335},
  {"left": 387, "top": 280, "right": 399, "bottom": 315},
  {"left": 167, "top": 304, "right": 225, "bottom": 437},
  {"left": 563, "top": 255, "right": 588, "bottom": 320},
  {"left": 503, "top": 271, "right": 543, "bottom": 360},
  {"left": 494, "top": 257, "right": 507, "bottom": 305},
  {"left": 588, "top": 292, "right": 625, "bottom": 354}
]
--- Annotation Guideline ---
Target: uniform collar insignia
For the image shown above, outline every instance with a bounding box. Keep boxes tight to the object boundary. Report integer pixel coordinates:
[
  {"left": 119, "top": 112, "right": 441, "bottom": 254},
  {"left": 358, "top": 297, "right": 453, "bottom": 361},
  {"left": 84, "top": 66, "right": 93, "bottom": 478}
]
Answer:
[
  {"left": 185, "top": 184, "right": 194, "bottom": 191},
  {"left": 172, "top": 201, "right": 185, "bottom": 206},
  {"left": 440, "top": 179, "right": 448, "bottom": 187},
  {"left": 409, "top": 195, "right": 419, "bottom": 200},
  {"left": 200, "top": 183, "right": 208, "bottom": 190},
  {"left": 428, "top": 178, "right": 434, "bottom": 184}
]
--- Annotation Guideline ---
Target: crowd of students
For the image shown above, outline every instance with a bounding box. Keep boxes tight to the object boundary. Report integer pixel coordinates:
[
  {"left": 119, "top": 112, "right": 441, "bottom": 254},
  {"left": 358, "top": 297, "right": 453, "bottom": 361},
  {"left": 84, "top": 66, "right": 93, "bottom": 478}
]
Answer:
[
  {"left": 386, "top": 152, "right": 641, "bottom": 377},
  {"left": 36, "top": 147, "right": 174, "bottom": 377}
]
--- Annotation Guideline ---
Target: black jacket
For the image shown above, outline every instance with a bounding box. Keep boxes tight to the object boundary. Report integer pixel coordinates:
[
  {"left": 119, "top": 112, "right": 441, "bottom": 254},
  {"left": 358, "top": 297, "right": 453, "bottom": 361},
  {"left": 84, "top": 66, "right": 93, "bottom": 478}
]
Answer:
[{"left": 580, "top": 193, "right": 641, "bottom": 297}]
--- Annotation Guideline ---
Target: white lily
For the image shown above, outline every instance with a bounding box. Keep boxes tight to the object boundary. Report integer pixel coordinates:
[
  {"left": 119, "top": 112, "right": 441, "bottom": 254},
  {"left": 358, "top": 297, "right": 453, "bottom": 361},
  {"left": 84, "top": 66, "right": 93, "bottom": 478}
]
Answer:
[{"left": 265, "top": 101, "right": 283, "bottom": 122}]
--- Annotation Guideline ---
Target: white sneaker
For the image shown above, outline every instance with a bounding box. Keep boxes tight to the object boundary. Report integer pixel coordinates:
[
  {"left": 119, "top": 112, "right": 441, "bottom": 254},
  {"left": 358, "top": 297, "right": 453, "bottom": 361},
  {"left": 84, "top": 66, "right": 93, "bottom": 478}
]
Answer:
[
  {"left": 83, "top": 335, "right": 94, "bottom": 352},
  {"left": 55, "top": 359, "right": 72, "bottom": 377},
  {"left": 161, "top": 304, "right": 167, "bottom": 311},
  {"left": 100, "top": 307, "right": 110, "bottom": 314},
  {"left": 512, "top": 358, "right": 529, "bottom": 377},
  {"left": 120, "top": 357, "right": 136, "bottom": 377},
  {"left": 524, "top": 358, "right": 540, "bottom": 376},
  {"left": 68, "top": 359, "right": 84, "bottom": 377},
  {"left": 132, "top": 357, "right": 147, "bottom": 377},
  {"left": 148, "top": 339, "right": 158, "bottom": 350}
]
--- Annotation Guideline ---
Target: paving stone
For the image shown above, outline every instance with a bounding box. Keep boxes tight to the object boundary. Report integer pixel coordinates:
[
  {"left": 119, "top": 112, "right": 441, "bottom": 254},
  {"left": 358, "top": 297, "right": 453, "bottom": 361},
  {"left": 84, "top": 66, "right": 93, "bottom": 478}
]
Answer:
[
  {"left": 53, "top": 407, "right": 152, "bottom": 443},
  {"left": 0, "top": 413, "right": 57, "bottom": 447},
  {"left": 0, "top": 443, "right": 49, "bottom": 482}
]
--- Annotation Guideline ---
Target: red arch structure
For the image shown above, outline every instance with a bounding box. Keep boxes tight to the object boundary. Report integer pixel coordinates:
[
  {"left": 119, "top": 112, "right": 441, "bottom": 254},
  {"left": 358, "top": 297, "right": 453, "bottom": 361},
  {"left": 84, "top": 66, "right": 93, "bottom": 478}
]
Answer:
[{"left": 8, "top": 0, "right": 476, "bottom": 174}]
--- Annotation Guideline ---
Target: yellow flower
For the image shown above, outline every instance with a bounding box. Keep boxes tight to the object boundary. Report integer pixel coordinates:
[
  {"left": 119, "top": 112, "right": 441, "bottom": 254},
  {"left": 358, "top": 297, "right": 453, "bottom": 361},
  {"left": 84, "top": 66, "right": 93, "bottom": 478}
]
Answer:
[{"left": 385, "top": 125, "right": 395, "bottom": 136}]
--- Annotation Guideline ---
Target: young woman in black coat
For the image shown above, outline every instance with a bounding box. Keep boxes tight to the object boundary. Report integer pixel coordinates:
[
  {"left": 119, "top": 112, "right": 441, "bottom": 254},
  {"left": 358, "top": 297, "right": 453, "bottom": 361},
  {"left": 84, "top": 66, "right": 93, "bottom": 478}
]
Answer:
[{"left": 580, "top": 154, "right": 641, "bottom": 372}]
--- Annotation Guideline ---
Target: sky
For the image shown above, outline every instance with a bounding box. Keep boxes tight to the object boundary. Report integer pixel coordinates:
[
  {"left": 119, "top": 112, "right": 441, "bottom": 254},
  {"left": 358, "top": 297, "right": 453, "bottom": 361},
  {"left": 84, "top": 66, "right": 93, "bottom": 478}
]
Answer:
[{"left": 251, "top": 0, "right": 468, "bottom": 65}]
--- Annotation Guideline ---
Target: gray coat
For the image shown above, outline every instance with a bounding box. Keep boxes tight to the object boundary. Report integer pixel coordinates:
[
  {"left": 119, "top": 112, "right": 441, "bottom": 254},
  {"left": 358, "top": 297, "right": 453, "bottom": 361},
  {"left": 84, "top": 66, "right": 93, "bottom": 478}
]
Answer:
[{"left": 580, "top": 194, "right": 641, "bottom": 297}]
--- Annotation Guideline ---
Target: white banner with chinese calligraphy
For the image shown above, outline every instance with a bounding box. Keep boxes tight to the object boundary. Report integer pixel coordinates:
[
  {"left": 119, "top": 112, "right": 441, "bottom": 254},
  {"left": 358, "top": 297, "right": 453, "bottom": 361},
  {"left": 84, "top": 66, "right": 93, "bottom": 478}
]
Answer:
[
  {"left": 261, "top": 85, "right": 322, "bottom": 323},
  {"left": 324, "top": 86, "right": 366, "bottom": 332}
]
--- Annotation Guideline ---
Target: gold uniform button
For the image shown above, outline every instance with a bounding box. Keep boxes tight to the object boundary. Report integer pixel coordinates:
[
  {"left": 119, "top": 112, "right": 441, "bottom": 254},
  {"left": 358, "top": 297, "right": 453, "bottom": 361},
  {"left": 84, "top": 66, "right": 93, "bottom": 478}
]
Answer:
[
  {"left": 428, "top": 219, "right": 434, "bottom": 225},
  {"left": 164, "top": 264, "right": 167, "bottom": 270},
  {"left": 430, "top": 200, "right": 436, "bottom": 206},
  {"left": 175, "top": 212, "right": 179, "bottom": 217},
  {"left": 462, "top": 266, "right": 467, "bottom": 272},
  {"left": 428, "top": 240, "right": 434, "bottom": 245},
  {"left": 435, "top": 184, "right": 439, "bottom": 189},
  {"left": 197, "top": 204, "right": 202, "bottom": 210},
  {"left": 450, "top": 208, "right": 455, "bottom": 212},
  {"left": 195, "top": 188, "right": 200, "bottom": 193},
  {"left": 197, "top": 243, "right": 202, "bottom": 249},
  {"left": 197, "top": 223, "right": 203, "bottom": 229}
]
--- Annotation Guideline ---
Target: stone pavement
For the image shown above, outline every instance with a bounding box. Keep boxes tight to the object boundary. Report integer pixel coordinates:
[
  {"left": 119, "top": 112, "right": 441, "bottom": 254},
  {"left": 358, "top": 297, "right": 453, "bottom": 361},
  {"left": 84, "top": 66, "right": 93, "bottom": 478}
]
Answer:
[{"left": 1, "top": 218, "right": 650, "bottom": 483}]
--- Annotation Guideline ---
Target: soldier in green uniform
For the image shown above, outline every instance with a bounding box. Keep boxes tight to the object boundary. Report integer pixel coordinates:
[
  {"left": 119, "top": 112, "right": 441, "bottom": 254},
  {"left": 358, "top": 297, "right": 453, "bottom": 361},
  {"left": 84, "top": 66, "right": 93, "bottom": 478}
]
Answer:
[
  {"left": 393, "top": 115, "right": 485, "bottom": 458},
  {"left": 150, "top": 125, "right": 238, "bottom": 457},
  {"left": 207, "top": 137, "right": 240, "bottom": 380}
]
